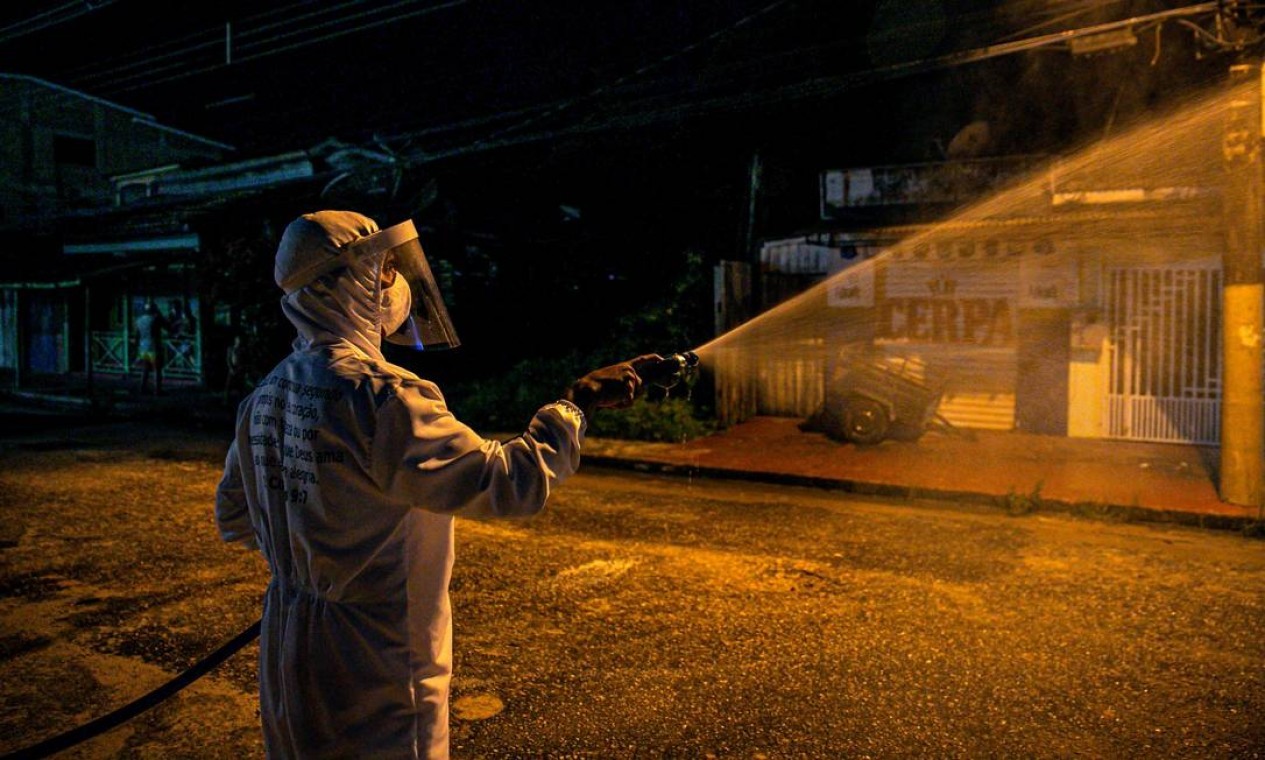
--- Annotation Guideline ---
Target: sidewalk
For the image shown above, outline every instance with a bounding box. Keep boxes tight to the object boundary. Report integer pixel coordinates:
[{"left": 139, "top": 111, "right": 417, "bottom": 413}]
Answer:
[
  {"left": 581, "top": 417, "right": 1262, "bottom": 531},
  {"left": 6, "top": 379, "right": 1260, "bottom": 531},
  {"left": 3, "top": 378, "right": 238, "bottom": 430}
]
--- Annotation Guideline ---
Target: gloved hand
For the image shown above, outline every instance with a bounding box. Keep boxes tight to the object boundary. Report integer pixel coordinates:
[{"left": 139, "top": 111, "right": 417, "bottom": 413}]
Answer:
[{"left": 564, "top": 355, "right": 662, "bottom": 417}]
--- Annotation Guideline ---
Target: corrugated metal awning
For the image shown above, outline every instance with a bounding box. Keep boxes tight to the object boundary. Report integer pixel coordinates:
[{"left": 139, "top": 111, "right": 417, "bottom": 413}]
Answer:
[
  {"left": 0, "top": 257, "right": 165, "bottom": 290},
  {"left": 62, "top": 233, "right": 200, "bottom": 256}
]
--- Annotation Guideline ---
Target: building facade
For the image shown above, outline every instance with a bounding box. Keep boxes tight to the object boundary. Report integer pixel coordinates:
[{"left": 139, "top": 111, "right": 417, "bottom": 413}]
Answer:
[{"left": 719, "top": 153, "right": 1231, "bottom": 446}]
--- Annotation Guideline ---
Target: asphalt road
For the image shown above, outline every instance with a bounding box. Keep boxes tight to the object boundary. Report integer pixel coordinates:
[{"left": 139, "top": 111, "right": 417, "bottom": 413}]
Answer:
[{"left": 0, "top": 417, "right": 1262, "bottom": 758}]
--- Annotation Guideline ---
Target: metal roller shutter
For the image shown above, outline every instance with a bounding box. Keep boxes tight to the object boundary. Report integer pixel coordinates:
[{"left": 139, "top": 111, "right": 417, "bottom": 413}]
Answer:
[{"left": 877, "top": 258, "right": 1019, "bottom": 430}]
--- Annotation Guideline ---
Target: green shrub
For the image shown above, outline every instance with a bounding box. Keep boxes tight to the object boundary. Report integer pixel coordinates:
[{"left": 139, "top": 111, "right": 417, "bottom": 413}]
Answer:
[
  {"left": 588, "top": 394, "right": 715, "bottom": 442},
  {"left": 447, "top": 248, "right": 715, "bottom": 441},
  {"left": 451, "top": 358, "right": 714, "bottom": 442},
  {"left": 449, "top": 353, "right": 587, "bottom": 432},
  {"left": 1002, "top": 481, "right": 1044, "bottom": 516}
]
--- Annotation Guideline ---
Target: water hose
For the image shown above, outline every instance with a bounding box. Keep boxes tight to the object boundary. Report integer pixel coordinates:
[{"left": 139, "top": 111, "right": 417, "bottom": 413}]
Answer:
[
  {"left": 638, "top": 351, "right": 700, "bottom": 389},
  {"left": 1, "top": 618, "right": 261, "bottom": 760},
  {"left": 4, "top": 351, "right": 694, "bottom": 757}
]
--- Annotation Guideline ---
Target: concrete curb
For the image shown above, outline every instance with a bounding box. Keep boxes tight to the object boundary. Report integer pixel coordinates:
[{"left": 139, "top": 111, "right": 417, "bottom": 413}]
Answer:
[
  {"left": 1, "top": 389, "right": 237, "bottom": 431},
  {"left": 8, "top": 389, "right": 96, "bottom": 411},
  {"left": 7, "top": 391, "right": 1259, "bottom": 534},
  {"left": 581, "top": 455, "right": 1264, "bottom": 534}
]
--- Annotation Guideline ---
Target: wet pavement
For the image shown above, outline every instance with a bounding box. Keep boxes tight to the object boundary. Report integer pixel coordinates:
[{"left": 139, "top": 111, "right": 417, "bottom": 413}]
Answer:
[
  {"left": 583, "top": 417, "right": 1259, "bottom": 531},
  {"left": 1, "top": 415, "right": 1263, "bottom": 758},
  {"left": 6, "top": 376, "right": 1259, "bottom": 532}
]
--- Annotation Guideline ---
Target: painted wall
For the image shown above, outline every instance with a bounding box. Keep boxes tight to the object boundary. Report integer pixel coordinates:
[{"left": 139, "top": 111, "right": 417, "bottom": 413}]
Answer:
[{"left": 0, "top": 290, "right": 16, "bottom": 370}]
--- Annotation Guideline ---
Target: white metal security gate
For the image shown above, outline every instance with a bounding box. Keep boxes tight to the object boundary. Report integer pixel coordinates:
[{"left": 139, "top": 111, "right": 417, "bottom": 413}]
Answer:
[{"left": 1106, "top": 264, "right": 1222, "bottom": 444}]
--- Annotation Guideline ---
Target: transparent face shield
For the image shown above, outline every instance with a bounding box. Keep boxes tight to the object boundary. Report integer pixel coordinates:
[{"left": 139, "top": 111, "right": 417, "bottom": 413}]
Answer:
[{"left": 357, "top": 220, "right": 461, "bottom": 350}]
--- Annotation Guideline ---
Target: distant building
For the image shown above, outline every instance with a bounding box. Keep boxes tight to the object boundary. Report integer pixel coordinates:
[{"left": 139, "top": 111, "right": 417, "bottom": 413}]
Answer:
[
  {"left": 0, "top": 74, "right": 230, "bottom": 229},
  {"left": 0, "top": 75, "right": 236, "bottom": 392},
  {"left": 720, "top": 141, "right": 1229, "bottom": 447},
  {"left": 0, "top": 77, "right": 412, "bottom": 397}
]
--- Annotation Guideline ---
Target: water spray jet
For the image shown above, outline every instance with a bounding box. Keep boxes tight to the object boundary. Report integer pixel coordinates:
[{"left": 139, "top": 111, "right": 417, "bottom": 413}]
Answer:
[{"left": 699, "top": 79, "right": 1255, "bottom": 446}]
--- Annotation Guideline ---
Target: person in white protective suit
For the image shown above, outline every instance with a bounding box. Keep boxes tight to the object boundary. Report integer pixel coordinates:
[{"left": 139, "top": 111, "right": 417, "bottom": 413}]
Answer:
[{"left": 215, "top": 210, "right": 653, "bottom": 759}]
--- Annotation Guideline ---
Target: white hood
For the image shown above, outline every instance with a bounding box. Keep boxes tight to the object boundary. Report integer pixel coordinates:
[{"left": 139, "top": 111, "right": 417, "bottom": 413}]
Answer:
[{"left": 274, "top": 210, "right": 393, "bottom": 360}]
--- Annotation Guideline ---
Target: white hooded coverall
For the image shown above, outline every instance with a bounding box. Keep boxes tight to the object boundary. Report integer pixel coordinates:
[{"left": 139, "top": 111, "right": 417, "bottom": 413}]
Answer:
[{"left": 215, "top": 211, "right": 585, "bottom": 759}]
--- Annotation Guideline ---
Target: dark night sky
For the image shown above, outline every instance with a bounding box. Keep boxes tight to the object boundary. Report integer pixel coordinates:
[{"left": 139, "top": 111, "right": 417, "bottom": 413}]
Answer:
[
  {"left": 0, "top": 0, "right": 1225, "bottom": 161},
  {"left": 0, "top": 1, "right": 1242, "bottom": 373},
  {"left": 2, "top": 0, "right": 871, "bottom": 154}
]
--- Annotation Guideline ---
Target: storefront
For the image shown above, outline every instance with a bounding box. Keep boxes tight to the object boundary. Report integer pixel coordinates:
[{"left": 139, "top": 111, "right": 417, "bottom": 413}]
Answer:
[
  {"left": 736, "top": 207, "right": 1226, "bottom": 444},
  {"left": 0, "top": 242, "right": 207, "bottom": 392}
]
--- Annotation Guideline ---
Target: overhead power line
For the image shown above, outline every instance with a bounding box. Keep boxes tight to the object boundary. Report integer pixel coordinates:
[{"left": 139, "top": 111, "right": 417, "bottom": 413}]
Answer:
[
  {"left": 234, "top": 0, "right": 415, "bottom": 47},
  {"left": 465, "top": 0, "right": 794, "bottom": 152},
  {"left": 43, "top": 0, "right": 461, "bottom": 95},
  {"left": 780, "top": 1, "right": 1220, "bottom": 102},
  {"left": 396, "top": 1, "right": 1224, "bottom": 165},
  {"left": 96, "top": 0, "right": 470, "bottom": 96},
  {"left": 586, "top": 0, "right": 1227, "bottom": 131},
  {"left": 997, "top": 0, "right": 1133, "bottom": 42},
  {"left": 64, "top": 0, "right": 341, "bottom": 84},
  {"left": 66, "top": 27, "right": 220, "bottom": 83},
  {"left": 0, "top": 0, "right": 118, "bottom": 45},
  {"left": 84, "top": 40, "right": 223, "bottom": 90}
]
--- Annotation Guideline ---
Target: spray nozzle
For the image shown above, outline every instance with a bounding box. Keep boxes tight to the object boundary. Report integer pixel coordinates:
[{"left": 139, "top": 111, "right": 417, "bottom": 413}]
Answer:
[{"left": 639, "top": 351, "right": 700, "bottom": 389}]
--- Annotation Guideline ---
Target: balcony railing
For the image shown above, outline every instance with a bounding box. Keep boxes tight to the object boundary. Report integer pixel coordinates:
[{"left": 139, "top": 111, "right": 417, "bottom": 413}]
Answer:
[
  {"left": 89, "top": 330, "right": 201, "bottom": 380},
  {"left": 820, "top": 155, "right": 1048, "bottom": 216}
]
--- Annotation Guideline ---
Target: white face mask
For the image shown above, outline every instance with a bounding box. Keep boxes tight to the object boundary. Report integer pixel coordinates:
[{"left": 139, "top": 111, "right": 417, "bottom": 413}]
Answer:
[{"left": 381, "top": 275, "right": 412, "bottom": 337}]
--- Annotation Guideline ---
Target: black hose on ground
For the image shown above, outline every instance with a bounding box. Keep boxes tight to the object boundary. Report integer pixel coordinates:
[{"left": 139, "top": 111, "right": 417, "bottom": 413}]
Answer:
[{"left": 1, "top": 618, "right": 262, "bottom": 760}]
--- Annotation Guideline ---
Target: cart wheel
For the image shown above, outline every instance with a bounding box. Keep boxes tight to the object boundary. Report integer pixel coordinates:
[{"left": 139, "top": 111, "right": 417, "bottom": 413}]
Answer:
[{"left": 843, "top": 396, "right": 889, "bottom": 445}]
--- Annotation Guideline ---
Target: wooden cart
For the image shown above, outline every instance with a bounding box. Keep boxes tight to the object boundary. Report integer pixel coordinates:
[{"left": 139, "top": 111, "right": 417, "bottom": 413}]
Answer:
[{"left": 814, "top": 355, "right": 948, "bottom": 445}]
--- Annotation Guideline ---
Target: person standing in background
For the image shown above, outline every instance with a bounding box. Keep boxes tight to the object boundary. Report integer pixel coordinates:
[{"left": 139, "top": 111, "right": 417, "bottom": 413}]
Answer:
[
  {"left": 134, "top": 302, "right": 166, "bottom": 395},
  {"left": 223, "top": 332, "right": 247, "bottom": 404}
]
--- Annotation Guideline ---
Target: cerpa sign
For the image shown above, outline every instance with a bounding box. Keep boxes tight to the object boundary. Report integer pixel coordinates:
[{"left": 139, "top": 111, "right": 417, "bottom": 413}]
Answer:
[{"left": 827, "top": 238, "right": 1079, "bottom": 345}]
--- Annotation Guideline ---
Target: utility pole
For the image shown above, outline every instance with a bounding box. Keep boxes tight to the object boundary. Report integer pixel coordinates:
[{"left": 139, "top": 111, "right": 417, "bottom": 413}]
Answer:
[
  {"left": 1219, "top": 62, "right": 1264, "bottom": 508},
  {"left": 743, "top": 150, "right": 763, "bottom": 310}
]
